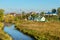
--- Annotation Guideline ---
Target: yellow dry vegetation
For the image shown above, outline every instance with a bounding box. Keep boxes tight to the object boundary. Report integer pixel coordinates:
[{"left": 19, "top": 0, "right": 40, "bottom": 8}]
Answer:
[
  {"left": 4, "top": 14, "right": 15, "bottom": 23},
  {"left": 15, "top": 20, "right": 60, "bottom": 40},
  {"left": 0, "top": 22, "right": 12, "bottom": 40}
]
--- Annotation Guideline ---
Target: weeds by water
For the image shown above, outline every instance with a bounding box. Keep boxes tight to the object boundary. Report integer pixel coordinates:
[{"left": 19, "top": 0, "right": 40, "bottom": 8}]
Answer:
[{"left": 15, "top": 20, "right": 60, "bottom": 40}]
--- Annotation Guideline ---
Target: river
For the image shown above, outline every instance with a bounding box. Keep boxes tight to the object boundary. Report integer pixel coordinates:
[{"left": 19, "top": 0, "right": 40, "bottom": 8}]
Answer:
[{"left": 4, "top": 25, "right": 34, "bottom": 40}]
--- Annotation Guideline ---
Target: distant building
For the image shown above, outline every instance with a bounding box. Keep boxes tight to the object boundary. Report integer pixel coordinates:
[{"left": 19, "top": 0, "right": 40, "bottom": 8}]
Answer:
[
  {"left": 40, "top": 17, "right": 45, "bottom": 21},
  {"left": 28, "top": 15, "right": 46, "bottom": 22},
  {"left": 28, "top": 15, "right": 34, "bottom": 20},
  {"left": 10, "top": 13, "right": 16, "bottom": 16},
  {"left": 16, "top": 14, "right": 21, "bottom": 17},
  {"left": 45, "top": 12, "right": 57, "bottom": 16}
]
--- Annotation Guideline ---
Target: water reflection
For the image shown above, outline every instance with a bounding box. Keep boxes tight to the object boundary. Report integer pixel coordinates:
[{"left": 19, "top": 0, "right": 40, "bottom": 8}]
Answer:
[{"left": 4, "top": 25, "right": 33, "bottom": 40}]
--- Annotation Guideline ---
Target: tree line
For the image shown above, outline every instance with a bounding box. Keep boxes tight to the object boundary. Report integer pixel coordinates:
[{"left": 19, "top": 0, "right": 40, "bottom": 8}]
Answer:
[{"left": 0, "top": 7, "right": 60, "bottom": 22}]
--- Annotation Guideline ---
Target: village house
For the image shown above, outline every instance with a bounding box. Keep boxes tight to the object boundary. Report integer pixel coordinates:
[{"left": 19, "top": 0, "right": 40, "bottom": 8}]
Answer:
[
  {"left": 9, "top": 13, "right": 16, "bottom": 16},
  {"left": 45, "top": 12, "right": 57, "bottom": 16},
  {"left": 16, "top": 14, "right": 21, "bottom": 17},
  {"left": 28, "top": 15, "right": 46, "bottom": 22}
]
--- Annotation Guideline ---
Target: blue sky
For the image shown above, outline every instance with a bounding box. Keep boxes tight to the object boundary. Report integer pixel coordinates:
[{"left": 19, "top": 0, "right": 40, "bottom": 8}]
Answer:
[{"left": 0, "top": 0, "right": 60, "bottom": 13}]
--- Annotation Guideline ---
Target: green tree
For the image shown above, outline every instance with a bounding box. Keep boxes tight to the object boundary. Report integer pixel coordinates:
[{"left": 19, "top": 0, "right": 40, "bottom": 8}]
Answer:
[
  {"left": 31, "top": 12, "right": 37, "bottom": 20},
  {"left": 25, "top": 13, "right": 31, "bottom": 20},
  {"left": 40, "top": 12, "right": 45, "bottom": 17},
  {"left": 57, "top": 7, "right": 60, "bottom": 20},
  {"left": 21, "top": 11, "right": 26, "bottom": 19},
  {"left": 52, "top": 9, "right": 56, "bottom": 13},
  {"left": 0, "top": 9, "right": 4, "bottom": 22}
]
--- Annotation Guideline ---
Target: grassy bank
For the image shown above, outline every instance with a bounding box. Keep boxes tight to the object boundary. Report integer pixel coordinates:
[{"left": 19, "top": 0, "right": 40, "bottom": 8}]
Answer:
[
  {"left": 0, "top": 22, "right": 12, "bottom": 40},
  {"left": 0, "top": 30, "right": 12, "bottom": 40},
  {"left": 15, "top": 20, "right": 60, "bottom": 40}
]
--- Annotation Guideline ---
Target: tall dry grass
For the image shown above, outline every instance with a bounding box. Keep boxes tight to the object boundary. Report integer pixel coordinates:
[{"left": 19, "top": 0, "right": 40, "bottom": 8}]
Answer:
[{"left": 15, "top": 20, "right": 60, "bottom": 40}]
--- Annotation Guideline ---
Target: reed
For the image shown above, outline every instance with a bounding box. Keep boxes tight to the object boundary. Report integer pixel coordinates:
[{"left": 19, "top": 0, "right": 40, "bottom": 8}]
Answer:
[{"left": 15, "top": 20, "right": 60, "bottom": 40}]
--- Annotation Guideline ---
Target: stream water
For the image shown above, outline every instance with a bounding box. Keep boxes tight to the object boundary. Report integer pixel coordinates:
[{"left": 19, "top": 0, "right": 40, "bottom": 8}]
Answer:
[{"left": 4, "top": 25, "right": 34, "bottom": 40}]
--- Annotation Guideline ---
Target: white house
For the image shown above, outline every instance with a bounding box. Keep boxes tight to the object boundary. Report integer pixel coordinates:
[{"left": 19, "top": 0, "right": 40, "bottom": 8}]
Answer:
[
  {"left": 10, "top": 13, "right": 16, "bottom": 16},
  {"left": 40, "top": 17, "right": 45, "bottom": 21},
  {"left": 28, "top": 15, "right": 46, "bottom": 22}
]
